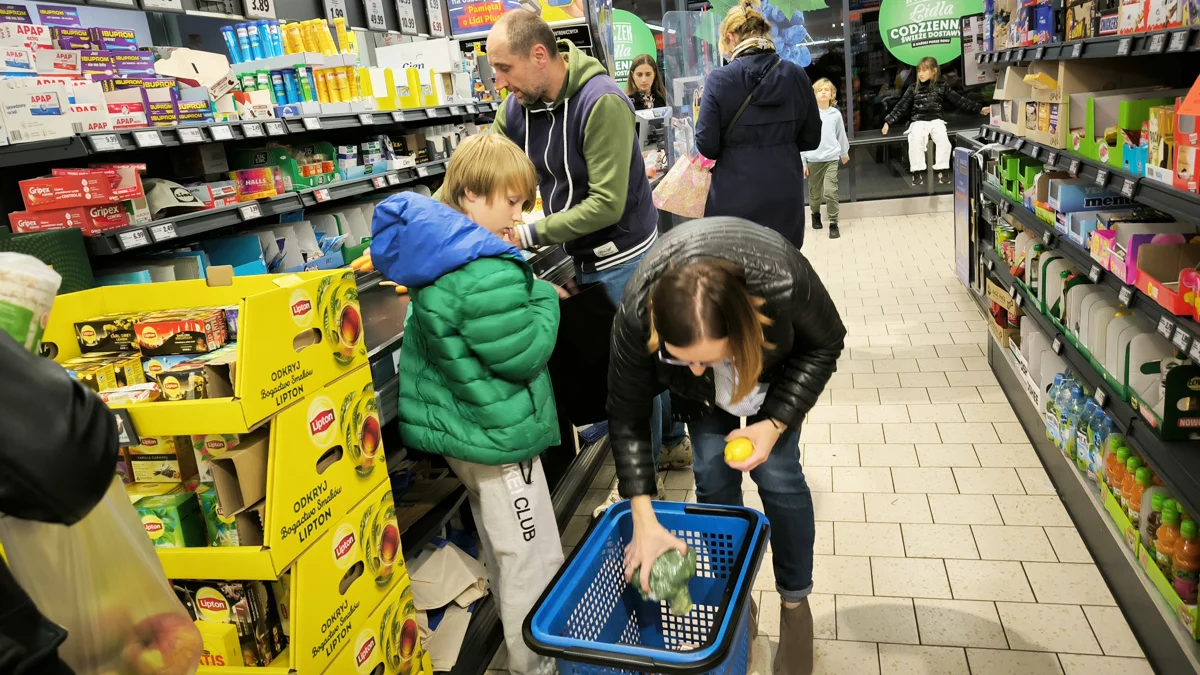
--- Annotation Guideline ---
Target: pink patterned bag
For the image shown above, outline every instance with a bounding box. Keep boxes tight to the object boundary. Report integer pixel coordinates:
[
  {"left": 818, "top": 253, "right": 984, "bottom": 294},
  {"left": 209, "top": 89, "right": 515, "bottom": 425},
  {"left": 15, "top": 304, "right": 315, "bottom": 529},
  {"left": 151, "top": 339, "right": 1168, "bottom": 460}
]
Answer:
[{"left": 652, "top": 155, "right": 714, "bottom": 218}]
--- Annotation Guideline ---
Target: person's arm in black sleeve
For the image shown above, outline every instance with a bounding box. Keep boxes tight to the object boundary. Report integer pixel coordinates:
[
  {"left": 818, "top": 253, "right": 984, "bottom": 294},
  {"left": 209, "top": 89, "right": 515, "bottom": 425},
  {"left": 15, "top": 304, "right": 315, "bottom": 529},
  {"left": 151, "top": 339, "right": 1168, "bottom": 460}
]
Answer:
[
  {"left": 795, "top": 69, "right": 823, "bottom": 152},
  {"left": 606, "top": 300, "right": 660, "bottom": 498},
  {"left": 758, "top": 251, "right": 847, "bottom": 429},
  {"left": 943, "top": 83, "right": 983, "bottom": 115},
  {"left": 0, "top": 333, "right": 118, "bottom": 525},
  {"left": 693, "top": 70, "right": 726, "bottom": 160},
  {"left": 884, "top": 84, "right": 916, "bottom": 127}
]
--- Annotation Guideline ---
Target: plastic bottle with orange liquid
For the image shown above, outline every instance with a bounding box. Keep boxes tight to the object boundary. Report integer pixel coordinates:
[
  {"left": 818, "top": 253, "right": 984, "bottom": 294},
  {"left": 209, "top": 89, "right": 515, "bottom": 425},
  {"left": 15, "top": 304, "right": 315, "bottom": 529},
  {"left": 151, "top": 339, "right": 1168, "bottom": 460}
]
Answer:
[
  {"left": 1156, "top": 502, "right": 1181, "bottom": 575},
  {"left": 1173, "top": 519, "right": 1200, "bottom": 604}
]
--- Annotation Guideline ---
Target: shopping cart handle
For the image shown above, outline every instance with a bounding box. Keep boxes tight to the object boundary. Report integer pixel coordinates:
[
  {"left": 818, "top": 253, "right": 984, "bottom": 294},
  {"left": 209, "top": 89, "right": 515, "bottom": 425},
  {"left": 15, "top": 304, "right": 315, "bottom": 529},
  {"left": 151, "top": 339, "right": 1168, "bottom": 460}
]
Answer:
[{"left": 562, "top": 646, "right": 659, "bottom": 671}]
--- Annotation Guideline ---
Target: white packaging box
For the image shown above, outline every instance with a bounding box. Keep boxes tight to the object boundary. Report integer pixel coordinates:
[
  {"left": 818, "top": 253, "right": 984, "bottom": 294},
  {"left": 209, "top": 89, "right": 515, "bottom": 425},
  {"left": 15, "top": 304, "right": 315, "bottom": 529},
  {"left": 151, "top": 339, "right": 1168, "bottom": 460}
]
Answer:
[
  {"left": 0, "top": 46, "right": 34, "bottom": 74},
  {"left": 1, "top": 86, "right": 73, "bottom": 143},
  {"left": 0, "top": 23, "right": 50, "bottom": 49},
  {"left": 33, "top": 49, "right": 81, "bottom": 77}
]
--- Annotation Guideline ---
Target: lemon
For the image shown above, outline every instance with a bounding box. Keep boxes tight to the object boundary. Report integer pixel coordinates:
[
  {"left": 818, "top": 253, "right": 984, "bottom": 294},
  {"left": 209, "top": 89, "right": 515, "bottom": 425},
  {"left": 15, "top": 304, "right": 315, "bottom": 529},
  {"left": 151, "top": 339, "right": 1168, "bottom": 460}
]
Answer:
[{"left": 724, "top": 438, "right": 754, "bottom": 463}]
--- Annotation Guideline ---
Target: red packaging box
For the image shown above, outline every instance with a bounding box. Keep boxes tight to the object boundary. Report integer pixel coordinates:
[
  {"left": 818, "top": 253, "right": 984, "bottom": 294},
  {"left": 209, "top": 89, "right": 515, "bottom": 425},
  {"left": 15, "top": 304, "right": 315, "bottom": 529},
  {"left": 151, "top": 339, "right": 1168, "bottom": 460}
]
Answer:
[
  {"left": 19, "top": 174, "right": 117, "bottom": 212},
  {"left": 135, "top": 309, "right": 228, "bottom": 356},
  {"left": 56, "top": 165, "right": 146, "bottom": 201},
  {"left": 9, "top": 203, "right": 128, "bottom": 235}
]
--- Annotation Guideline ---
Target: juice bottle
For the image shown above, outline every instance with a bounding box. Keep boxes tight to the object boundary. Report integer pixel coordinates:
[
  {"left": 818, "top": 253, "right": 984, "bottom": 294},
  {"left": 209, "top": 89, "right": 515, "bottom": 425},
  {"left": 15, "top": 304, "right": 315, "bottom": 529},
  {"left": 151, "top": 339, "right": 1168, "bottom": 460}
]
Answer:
[
  {"left": 1109, "top": 448, "right": 1130, "bottom": 500},
  {"left": 1173, "top": 519, "right": 1200, "bottom": 604},
  {"left": 1144, "top": 491, "right": 1166, "bottom": 551},
  {"left": 1127, "top": 468, "right": 1151, "bottom": 523},
  {"left": 1120, "top": 456, "right": 1143, "bottom": 513},
  {"left": 1046, "top": 374, "right": 1065, "bottom": 447},
  {"left": 1156, "top": 503, "right": 1181, "bottom": 575}
]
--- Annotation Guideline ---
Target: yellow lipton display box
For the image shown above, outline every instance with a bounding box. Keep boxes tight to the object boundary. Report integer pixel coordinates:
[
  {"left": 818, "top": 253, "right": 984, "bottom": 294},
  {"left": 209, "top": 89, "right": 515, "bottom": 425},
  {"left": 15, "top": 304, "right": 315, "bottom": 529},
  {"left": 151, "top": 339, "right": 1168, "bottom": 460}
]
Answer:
[
  {"left": 156, "top": 366, "right": 386, "bottom": 579},
  {"left": 337, "top": 578, "right": 432, "bottom": 675},
  {"left": 41, "top": 269, "right": 367, "bottom": 436}
]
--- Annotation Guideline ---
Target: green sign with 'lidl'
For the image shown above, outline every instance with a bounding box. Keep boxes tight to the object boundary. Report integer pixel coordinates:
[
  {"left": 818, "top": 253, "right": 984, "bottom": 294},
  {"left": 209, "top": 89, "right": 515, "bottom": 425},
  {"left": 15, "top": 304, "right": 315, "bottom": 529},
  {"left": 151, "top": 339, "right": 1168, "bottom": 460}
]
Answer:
[
  {"left": 877, "top": 0, "right": 982, "bottom": 66},
  {"left": 611, "top": 9, "right": 656, "bottom": 81}
]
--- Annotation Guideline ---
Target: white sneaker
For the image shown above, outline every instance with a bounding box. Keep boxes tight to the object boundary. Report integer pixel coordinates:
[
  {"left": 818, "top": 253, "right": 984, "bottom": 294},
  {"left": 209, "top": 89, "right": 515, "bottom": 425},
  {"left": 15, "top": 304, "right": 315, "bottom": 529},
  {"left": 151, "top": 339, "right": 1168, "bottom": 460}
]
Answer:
[
  {"left": 659, "top": 437, "right": 694, "bottom": 470},
  {"left": 593, "top": 473, "right": 667, "bottom": 518}
]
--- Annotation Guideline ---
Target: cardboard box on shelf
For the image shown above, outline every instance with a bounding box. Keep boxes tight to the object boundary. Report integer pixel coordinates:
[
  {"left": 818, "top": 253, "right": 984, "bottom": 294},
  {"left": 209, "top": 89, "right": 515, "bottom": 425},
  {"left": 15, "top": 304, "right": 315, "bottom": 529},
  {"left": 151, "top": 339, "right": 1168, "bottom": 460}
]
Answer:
[
  {"left": 154, "top": 48, "right": 236, "bottom": 100},
  {"left": 0, "top": 22, "right": 49, "bottom": 49},
  {"left": 176, "top": 580, "right": 286, "bottom": 667},
  {"left": 1135, "top": 243, "right": 1200, "bottom": 316},
  {"left": 132, "top": 489, "right": 207, "bottom": 548},
  {"left": 1075, "top": 88, "right": 1189, "bottom": 169},
  {"left": 128, "top": 435, "right": 199, "bottom": 483},
  {"left": 329, "top": 578, "right": 432, "bottom": 675}
]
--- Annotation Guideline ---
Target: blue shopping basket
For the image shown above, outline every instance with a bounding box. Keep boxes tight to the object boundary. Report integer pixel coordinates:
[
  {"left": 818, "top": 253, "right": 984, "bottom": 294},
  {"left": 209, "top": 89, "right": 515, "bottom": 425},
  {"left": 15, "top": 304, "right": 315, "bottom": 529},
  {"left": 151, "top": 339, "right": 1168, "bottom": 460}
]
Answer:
[{"left": 523, "top": 501, "right": 770, "bottom": 674}]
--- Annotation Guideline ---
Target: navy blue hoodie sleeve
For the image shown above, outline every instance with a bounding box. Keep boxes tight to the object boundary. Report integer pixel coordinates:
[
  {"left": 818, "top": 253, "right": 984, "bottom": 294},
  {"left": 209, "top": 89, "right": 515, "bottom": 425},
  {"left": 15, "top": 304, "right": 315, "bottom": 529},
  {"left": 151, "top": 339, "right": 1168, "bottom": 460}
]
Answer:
[
  {"left": 794, "top": 67, "right": 822, "bottom": 152},
  {"left": 694, "top": 68, "right": 729, "bottom": 160}
]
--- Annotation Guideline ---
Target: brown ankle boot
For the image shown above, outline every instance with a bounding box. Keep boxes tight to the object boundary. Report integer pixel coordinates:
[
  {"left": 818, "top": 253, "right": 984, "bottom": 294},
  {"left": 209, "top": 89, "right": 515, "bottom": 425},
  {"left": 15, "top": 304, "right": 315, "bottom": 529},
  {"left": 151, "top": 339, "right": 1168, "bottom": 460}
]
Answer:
[{"left": 773, "top": 598, "right": 814, "bottom": 675}]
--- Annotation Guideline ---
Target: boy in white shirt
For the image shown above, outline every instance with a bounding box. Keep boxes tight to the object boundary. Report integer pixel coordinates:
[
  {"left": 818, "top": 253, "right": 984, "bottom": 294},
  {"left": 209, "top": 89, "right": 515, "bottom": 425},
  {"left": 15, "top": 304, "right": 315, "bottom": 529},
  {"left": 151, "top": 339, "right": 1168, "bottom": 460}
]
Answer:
[{"left": 801, "top": 78, "right": 850, "bottom": 239}]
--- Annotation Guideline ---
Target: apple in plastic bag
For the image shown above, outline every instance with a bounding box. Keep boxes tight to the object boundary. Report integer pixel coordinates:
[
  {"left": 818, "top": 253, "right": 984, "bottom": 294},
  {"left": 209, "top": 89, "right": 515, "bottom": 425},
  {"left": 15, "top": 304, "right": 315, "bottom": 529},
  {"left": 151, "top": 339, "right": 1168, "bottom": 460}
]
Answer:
[{"left": 118, "top": 613, "right": 202, "bottom": 675}]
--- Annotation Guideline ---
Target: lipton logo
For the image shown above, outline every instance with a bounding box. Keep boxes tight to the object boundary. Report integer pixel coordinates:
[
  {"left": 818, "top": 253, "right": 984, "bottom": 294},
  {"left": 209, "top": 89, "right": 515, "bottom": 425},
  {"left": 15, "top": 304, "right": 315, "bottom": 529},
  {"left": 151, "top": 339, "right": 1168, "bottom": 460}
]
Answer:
[
  {"left": 141, "top": 327, "right": 158, "bottom": 342},
  {"left": 79, "top": 325, "right": 97, "bottom": 341},
  {"left": 206, "top": 440, "right": 225, "bottom": 450},
  {"left": 356, "top": 636, "right": 376, "bottom": 666},
  {"left": 292, "top": 299, "right": 312, "bottom": 318},
  {"left": 140, "top": 437, "right": 158, "bottom": 446},
  {"left": 163, "top": 378, "right": 180, "bottom": 393},
  {"left": 140, "top": 515, "right": 164, "bottom": 540},
  {"left": 196, "top": 596, "right": 228, "bottom": 613},
  {"left": 335, "top": 531, "right": 356, "bottom": 561},
  {"left": 310, "top": 408, "right": 335, "bottom": 436},
  {"left": 143, "top": 520, "right": 163, "bottom": 533}
]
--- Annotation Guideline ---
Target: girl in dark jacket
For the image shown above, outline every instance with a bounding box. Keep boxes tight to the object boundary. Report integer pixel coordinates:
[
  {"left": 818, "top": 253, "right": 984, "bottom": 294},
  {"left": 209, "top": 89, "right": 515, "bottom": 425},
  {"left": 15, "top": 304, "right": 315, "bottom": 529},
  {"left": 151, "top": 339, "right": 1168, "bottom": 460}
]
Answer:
[
  {"left": 625, "top": 54, "right": 667, "bottom": 110},
  {"left": 695, "top": 1, "right": 822, "bottom": 249},
  {"left": 608, "top": 218, "right": 845, "bottom": 675},
  {"left": 881, "top": 56, "right": 990, "bottom": 185}
]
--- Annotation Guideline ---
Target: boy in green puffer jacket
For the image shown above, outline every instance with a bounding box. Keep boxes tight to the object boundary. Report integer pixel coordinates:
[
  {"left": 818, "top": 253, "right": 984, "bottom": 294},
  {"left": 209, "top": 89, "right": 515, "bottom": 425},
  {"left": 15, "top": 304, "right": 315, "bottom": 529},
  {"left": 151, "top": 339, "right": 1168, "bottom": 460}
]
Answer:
[{"left": 363, "top": 134, "right": 564, "bottom": 675}]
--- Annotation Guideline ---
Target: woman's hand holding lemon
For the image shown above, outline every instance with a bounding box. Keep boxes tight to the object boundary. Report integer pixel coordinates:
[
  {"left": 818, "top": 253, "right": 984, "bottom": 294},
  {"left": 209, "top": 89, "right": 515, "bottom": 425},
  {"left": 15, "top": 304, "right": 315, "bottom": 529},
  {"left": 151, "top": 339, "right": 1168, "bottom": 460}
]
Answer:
[{"left": 723, "top": 419, "right": 784, "bottom": 472}]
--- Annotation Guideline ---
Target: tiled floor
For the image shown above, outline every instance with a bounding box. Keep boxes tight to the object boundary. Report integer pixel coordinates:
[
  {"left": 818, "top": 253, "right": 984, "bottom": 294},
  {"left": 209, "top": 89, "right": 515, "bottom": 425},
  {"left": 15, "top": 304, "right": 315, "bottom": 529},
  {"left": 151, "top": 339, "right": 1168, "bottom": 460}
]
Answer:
[{"left": 489, "top": 212, "right": 1152, "bottom": 675}]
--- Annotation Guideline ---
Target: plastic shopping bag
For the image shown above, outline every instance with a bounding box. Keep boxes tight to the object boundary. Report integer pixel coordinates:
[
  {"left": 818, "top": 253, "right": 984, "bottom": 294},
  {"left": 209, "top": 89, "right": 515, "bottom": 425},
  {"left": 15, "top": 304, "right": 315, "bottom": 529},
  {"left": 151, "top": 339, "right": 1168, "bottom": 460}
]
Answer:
[
  {"left": 0, "top": 478, "right": 202, "bottom": 675},
  {"left": 652, "top": 155, "right": 714, "bottom": 218}
]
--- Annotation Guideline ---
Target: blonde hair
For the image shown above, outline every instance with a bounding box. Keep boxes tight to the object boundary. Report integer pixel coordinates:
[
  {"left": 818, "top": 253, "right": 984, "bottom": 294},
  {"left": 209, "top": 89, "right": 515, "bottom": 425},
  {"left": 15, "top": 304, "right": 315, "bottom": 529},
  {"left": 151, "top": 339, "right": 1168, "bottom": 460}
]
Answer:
[
  {"left": 813, "top": 78, "right": 837, "bottom": 104},
  {"left": 718, "top": 0, "right": 773, "bottom": 57},
  {"left": 646, "top": 259, "right": 774, "bottom": 403},
  {"left": 439, "top": 134, "right": 537, "bottom": 213}
]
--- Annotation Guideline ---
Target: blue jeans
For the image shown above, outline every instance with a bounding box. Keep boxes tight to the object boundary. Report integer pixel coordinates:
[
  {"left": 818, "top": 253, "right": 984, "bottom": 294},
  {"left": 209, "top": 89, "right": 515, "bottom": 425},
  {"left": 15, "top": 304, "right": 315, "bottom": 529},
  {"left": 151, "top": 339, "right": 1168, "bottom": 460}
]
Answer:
[
  {"left": 690, "top": 409, "right": 815, "bottom": 603},
  {"left": 576, "top": 255, "right": 688, "bottom": 467}
]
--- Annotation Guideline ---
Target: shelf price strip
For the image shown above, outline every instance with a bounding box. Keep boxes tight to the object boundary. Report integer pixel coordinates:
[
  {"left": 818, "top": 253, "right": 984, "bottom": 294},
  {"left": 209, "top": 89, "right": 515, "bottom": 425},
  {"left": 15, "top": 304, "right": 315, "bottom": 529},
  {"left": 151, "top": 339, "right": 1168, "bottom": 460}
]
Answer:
[
  {"left": 177, "top": 127, "right": 204, "bottom": 144},
  {"left": 149, "top": 223, "right": 176, "bottom": 242},
  {"left": 118, "top": 229, "right": 149, "bottom": 250}
]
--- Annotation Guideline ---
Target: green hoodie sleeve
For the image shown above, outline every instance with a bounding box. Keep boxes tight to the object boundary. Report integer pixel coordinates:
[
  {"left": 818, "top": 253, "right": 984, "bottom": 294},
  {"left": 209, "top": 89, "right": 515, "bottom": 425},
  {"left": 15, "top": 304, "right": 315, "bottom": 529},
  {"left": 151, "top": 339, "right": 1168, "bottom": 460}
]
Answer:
[{"left": 516, "top": 93, "right": 635, "bottom": 246}]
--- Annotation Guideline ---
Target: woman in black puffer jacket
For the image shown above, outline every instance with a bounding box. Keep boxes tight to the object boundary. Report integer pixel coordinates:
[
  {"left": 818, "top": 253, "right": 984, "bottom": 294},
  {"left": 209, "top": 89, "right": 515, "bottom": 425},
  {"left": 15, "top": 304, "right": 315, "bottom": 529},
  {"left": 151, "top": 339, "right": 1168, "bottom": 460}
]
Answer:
[{"left": 608, "top": 218, "right": 844, "bottom": 675}]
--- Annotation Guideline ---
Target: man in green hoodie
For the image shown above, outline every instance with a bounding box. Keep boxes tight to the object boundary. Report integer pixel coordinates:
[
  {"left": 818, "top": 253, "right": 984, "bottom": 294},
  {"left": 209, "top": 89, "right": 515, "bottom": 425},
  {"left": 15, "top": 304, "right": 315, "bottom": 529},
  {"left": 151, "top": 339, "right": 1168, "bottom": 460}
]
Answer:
[{"left": 486, "top": 10, "right": 692, "bottom": 496}]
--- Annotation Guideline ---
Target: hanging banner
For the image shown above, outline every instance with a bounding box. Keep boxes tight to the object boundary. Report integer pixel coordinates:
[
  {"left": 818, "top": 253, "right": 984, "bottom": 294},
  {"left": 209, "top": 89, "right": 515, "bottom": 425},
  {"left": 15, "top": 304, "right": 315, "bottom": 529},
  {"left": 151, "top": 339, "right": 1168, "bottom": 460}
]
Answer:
[
  {"left": 447, "top": 0, "right": 586, "bottom": 37},
  {"left": 610, "top": 9, "right": 655, "bottom": 81},
  {"left": 877, "top": 0, "right": 982, "bottom": 66}
]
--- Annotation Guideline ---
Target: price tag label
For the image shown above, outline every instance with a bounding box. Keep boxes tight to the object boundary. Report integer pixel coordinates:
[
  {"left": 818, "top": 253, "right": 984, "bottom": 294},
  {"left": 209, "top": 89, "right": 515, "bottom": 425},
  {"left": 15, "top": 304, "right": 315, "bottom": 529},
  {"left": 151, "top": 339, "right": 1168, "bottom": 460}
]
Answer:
[
  {"left": 1003, "top": 201, "right": 1013, "bottom": 214},
  {"left": 1172, "top": 329, "right": 1192, "bottom": 353},
  {"left": 1117, "top": 37, "right": 1132, "bottom": 55},
  {"left": 1002, "top": 50, "right": 1011, "bottom": 62},
  {"left": 1157, "top": 316, "right": 1176, "bottom": 340},
  {"left": 1168, "top": 30, "right": 1189, "bottom": 52},
  {"left": 417, "top": 165, "right": 430, "bottom": 177},
  {"left": 364, "top": 0, "right": 387, "bottom": 30},
  {"left": 1120, "top": 178, "right": 1136, "bottom": 198},
  {"left": 1072, "top": 42, "right": 1084, "bottom": 58},
  {"left": 1042, "top": 228, "right": 1054, "bottom": 245},
  {"left": 428, "top": 107, "right": 446, "bottom": 118},
  {"left": 244, "top": 0, "right": 275, "bottom": 18},
  {"left": 89, "top": 133, "right": 121, "bottom": 152},
  {"left": 1052, "top": 335, "right": 1064, "bottom": 354},
  {"left": 426, "top": 0, "right": 446, "bottom": 36},
  {"left": 1015, "top": 292, "right": 1025, "bottom": 308},
  {"left": 395, "top": 0, "right": 418, "bottom": 34},
  {"left": 117, "top": 228, "right": 149, "bottom": 250},
  {"left": 1008, "top": 283, "right": 1018, "bottom": 298},
  {"left": 1094, "top": 388, "right": 1108, "bottom": 408},
  {"left": 1030, "top": 146, "right": 1041, "bottom": 160},
  {"left": 1088, "top": 264, "right": 1103, "bottom": 283},
  {"left": 324, "top": 0, "right": 347, "bottom": 23},
  {"left": 149, "top": 222, "right": 177, "bottom": 242},
  {"left": 1047, "top": 151, "right": 1059, "bottom": 167},
  {"left": 238, "top": 202, "right": 262, "bottom": 220},
  {"left": 1017, "top": 48, "right": 1027, "bottom": 60},
  {"left": 987, "top": 258, "right": 996, "bottom": 272},
  {"left": 303, "top": 117, "right": 322, "bottom": 130},
  {"left": 1069, "top": 159, "right": 1080, "bottom": 177},
  {"left": 1095, "top": 168, "right": 1109, "bottom": 187},
  {"left": 314, "top": 188, "right": 332, "bottom": 203},
  {"left": 359, "top": 113, "right": 375, "bottom": 125},
  {"left": 1147, "top": 32, "right": 1167, "bottom": 53},
  {"left": 391, "top": 111, "right": 404, "bottom": 122},
  {"left": 243, "top": 123, "right": 264, "bottom": 138},
  {"left": 177, "top": 127, "right": 204, "bottom": 144},
  {"left": 209, "top": 125, "right": 233, "bottom": 141},
  {"left": 1012, "top": 138, "right": 1025, "bottom": 151},
  {"left": 449, "top": 105, "right": 464, "bottom": 115},
  {"left": 372, "top": 176, "right": 387, "bottom": 189},
  {"left": 1119, "top": 285, "right": 1135, "bottom": 306},
  {"left": 1189, "top": 339, "right": 1200, "bottom": 364},
  {"left": 466, "top": 103, "right": 478, "bottom": 113},
  {"left": 386, "top": 173, "right": 400, "bottom": 185},
  {"left": 132, "top": 129, "right": 162, "bottom": 148},
  {"left": 1035, "top": 46, "right": 1046, "bottom": 60},
  {"left": 265, "top": 121, "right": 287, "bottom": 136}
]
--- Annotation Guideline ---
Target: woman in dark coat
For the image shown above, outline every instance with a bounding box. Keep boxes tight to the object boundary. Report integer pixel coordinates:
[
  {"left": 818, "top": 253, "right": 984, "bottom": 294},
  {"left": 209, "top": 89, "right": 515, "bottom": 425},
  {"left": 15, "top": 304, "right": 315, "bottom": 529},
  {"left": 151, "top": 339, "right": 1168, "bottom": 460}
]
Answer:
[{"left": 695, "top": 0, "right": 822, "bottom": 248}]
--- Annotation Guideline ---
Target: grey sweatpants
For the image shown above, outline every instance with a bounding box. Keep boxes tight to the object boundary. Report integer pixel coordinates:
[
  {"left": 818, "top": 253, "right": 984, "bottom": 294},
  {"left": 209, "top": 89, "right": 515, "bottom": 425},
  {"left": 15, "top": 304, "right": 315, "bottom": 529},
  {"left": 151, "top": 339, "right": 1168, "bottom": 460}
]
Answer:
[
  {"left": 807, "top": 160, "right": 840, "bottom": 222},
  {"left": 445, "top": 456, "right": 563, "bottom": 675}
]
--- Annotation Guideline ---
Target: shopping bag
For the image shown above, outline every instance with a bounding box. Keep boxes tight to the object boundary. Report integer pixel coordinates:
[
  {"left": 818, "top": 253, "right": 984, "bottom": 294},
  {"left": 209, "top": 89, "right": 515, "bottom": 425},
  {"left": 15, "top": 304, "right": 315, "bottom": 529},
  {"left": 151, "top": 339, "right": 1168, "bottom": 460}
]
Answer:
[
  {"left": 652, "top": 155, "right": 714, "bottom": 218},
  {"left": 0, "top": 478, "right": 202, "bottom": 675}
]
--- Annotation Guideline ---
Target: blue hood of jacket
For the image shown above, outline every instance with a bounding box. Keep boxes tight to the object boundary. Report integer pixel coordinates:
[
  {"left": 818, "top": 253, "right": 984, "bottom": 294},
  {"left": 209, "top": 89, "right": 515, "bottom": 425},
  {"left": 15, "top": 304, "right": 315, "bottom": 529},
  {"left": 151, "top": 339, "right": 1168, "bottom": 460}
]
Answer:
[{"left": 369, "top": 192, "right": 521, "bottom": 288}]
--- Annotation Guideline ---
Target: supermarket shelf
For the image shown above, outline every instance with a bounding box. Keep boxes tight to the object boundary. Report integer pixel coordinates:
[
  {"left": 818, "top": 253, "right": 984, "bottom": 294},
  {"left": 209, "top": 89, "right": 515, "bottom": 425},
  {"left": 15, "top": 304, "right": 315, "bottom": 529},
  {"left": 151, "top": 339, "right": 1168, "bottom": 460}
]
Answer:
[
  {"left": 979, "top": 242, "right": 1200, "bottom": 521},
  {"left": 985, "top": 329, "right": 1200, "bottom": 673},
  {"left": 975, "top": 28, "right": 1200, "bottom": 65},
  {"left": 2, "top": 102, "right": 500, "bottom": 164},
  {"left": 978, "top": 124, "right": 1200, "bottom": 222},
  {"left": 196, "top": 647, "right": 291, "bottom": 674},
  {"left": 82, "top": 160, "right": 449, "bottom": 256},
  {"left": 376, "top": 375, "right": 399, "bottom": 426},
  {"left": 157, "top": 544, "right": 286, "bottom": 581},
  {"left": 978, "top": 180, "right": 1200, "bottom": 352},
  {"left": 401, "top": 485, "right": 468, "bottom": 560}
]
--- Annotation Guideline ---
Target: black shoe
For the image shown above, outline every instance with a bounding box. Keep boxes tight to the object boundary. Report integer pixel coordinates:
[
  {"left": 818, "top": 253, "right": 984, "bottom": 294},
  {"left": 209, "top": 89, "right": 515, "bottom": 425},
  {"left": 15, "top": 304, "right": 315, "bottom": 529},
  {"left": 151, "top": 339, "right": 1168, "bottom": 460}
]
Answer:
[
  {"left": 937, "top": 171, "right": 949, "bottom": 184},
  {"left": 912, "top": 173, "right": 924, "bottom": 186},
  {"left": 829, "top": 223, "right": 840, "bottom": 239},
  {"left": 810, "top": 212, "right": 822, "bottom": 230}
]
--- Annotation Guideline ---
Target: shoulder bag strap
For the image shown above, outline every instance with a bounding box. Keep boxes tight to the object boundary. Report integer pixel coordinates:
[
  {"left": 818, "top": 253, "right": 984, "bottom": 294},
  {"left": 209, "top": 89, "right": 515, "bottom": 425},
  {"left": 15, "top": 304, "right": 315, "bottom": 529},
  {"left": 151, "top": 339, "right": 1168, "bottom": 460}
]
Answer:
[{"left": 722, "top": 57, "right": 783, "bottom": 143}]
